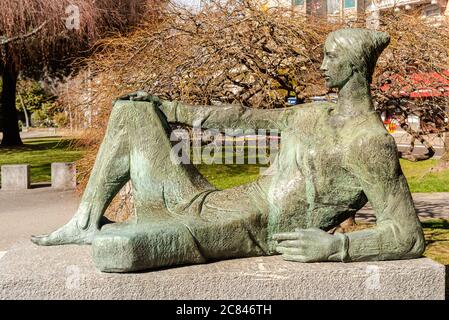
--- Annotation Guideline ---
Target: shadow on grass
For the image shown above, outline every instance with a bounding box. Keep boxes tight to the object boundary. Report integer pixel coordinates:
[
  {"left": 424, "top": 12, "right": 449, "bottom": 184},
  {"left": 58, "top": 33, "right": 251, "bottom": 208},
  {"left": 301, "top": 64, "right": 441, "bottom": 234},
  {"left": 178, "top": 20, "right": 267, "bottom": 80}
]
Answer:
[
  {"left": 421, "top": 219, "right": 449, "bottom": 230},
  {"left": 196, "top": 163, "right": 265, "bottom": 175},
  {"left": 422, "top": 219, "right": 449, "bottom": 248},
  {"left": 30, "top": 183, "right": 52, "bottom": 189},
  {"left": 0, "top": 139, "right": 75, "bottom": 153}
]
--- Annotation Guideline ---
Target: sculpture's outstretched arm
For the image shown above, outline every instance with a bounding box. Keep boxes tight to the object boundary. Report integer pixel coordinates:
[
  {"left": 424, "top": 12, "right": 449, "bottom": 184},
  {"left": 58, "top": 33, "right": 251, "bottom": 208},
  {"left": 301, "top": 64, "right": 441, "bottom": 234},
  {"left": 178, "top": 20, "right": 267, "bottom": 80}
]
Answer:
[
  {"left": 159, "top": 100, "right": 296, "bottom": 131},
  {"left": 341, "top": 133, "right": 426, "bottom": 261},
  {"left": 117, "top": 91, "right": 300, "bottom": 131}
]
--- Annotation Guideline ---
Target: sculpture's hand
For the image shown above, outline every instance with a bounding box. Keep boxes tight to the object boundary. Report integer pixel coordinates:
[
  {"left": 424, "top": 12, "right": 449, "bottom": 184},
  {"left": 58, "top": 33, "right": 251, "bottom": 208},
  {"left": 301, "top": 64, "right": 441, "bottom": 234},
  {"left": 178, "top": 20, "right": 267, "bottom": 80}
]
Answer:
[
  {"left": 117, "top": 91, "right": 161, "bottom": 104},
  {"left": 273, "top": 227, "right": 346, "bottom": 262}
]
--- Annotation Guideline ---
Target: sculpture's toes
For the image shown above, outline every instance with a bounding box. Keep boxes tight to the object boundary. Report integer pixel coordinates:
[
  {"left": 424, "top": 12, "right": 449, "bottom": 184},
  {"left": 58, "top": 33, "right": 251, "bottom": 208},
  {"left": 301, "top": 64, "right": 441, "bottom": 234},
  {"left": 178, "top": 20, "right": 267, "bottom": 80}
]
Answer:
[
  {"left": 30, "top": 233, "right": 71, "bottom": 246},
  {"left": 30, "top": 234, "right": 53, "bottom": 246},
  {"left": 31, "top": 221, "right": 94, "bottom": 246}
]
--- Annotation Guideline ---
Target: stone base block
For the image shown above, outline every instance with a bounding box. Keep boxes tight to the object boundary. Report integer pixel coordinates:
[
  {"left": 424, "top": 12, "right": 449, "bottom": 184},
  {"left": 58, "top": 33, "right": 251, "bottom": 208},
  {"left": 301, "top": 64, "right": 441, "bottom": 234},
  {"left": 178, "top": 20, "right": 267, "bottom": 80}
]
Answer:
[
  {"left": 51, "top": 162, "right": 76, "bottom": 190},
  {"left": 0, "top": 165, "right": 30, "bottom": 190},
  {"left": 0, "top": 241, "right": 446, "bottom": 300}
]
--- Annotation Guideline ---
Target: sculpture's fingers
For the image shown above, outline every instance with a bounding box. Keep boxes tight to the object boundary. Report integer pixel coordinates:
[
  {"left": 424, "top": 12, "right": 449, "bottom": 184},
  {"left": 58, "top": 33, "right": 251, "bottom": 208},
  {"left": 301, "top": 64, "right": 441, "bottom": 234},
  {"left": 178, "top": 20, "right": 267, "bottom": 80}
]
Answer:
[
  {"left": 272, "top": 232, "right": 298, "bottom": 241},
  {"left": 117, "top": 91, "right": 149, "bottom": 101},
  {"left": 277, "top": 240, "right": 301, "bottom": 248},
  {"left": 117, "top": 92, "right": 137, "bottom": 100},
  {"left": 131, "top": 90, "right": 150, "bottom": 101},
  {"left": 276, "top": 246, "right": 303, "bottom": 256},
  {"left": 30, "top": 234, "right": 46, "bottom": 241}
]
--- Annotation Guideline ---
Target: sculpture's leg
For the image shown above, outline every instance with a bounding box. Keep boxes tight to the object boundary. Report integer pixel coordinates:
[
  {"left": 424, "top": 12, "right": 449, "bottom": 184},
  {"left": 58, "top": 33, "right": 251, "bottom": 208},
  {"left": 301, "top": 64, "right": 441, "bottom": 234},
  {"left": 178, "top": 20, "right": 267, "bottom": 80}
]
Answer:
[
  {"left": 123, "top": 102, "right": 214, "bottom": 216},
  {"left": 31, "top": 101, "right": 133, "bottom": 245},
  {"left": 32, "top": 100, "right": 213, "bottom": 246},
  {"left": 92, "top": 219, "right": 207, "bottom": 272},
  {"left": 92, "top": 186, "right": 270, "bottom": 272},
  {"left": 92, "top": 212, "right": 269, "bottom": 272}
]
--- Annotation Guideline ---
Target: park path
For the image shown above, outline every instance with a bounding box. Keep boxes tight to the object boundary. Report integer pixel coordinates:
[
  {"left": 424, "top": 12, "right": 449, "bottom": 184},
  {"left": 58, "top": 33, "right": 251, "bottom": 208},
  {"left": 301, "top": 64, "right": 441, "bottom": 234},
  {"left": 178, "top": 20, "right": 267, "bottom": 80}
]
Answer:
[
  {"left": 0, "top": 187, "right": 448, "bottom": 252},
  {"left": 0, "top": 127, "right": 81, "bottom": 141},
  {"left": 0, "top": 186, "right": 78, "bottom": 251},
  {"left": 357, "top": 192, "right": 449, "bottom": 223}
]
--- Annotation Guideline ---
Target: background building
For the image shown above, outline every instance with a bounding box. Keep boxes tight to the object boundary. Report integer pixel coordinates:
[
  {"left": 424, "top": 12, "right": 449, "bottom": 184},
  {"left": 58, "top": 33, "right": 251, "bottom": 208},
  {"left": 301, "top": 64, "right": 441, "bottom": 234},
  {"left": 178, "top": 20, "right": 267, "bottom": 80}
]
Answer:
[{"left": 291, "top": 0, "right": 449, "bottom": 22}]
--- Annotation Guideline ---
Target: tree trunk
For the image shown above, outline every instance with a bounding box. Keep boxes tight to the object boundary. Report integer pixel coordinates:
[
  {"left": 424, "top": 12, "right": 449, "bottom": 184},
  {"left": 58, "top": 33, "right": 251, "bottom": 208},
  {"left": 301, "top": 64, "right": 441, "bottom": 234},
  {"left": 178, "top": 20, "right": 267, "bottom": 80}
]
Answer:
[{"left": 0, "top": 59, "right": 22, "bottom": 147}]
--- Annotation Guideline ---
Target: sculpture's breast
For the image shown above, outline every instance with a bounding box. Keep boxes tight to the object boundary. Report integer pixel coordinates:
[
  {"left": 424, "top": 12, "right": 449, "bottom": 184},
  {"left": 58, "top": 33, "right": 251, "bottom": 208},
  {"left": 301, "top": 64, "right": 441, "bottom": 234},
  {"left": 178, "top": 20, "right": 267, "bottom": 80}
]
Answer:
[
  {"left": 300, "top": 139, "right": 363, "bottom": 200},
  {"left": 292, "top": 118, "right": 367, "bottom": 229},
  {"left": 264, "top": 107, "right": 368, "bottom": 231}
]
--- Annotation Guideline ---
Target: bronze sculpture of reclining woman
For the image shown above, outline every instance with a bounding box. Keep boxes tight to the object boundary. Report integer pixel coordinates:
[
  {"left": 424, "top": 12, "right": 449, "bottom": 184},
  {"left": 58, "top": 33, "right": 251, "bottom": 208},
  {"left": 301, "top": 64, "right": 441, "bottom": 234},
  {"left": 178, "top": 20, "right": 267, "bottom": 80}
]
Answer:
[{"left": 32, "top": 28, "right": 425, "bottom": 273}]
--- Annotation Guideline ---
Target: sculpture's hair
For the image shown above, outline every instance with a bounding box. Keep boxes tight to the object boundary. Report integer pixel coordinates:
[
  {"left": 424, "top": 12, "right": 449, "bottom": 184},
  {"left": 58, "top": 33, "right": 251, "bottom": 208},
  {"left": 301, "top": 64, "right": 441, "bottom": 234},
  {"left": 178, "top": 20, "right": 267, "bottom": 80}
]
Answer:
[{"left": 326, "top": 28, "right": 390, "bottom": 84}]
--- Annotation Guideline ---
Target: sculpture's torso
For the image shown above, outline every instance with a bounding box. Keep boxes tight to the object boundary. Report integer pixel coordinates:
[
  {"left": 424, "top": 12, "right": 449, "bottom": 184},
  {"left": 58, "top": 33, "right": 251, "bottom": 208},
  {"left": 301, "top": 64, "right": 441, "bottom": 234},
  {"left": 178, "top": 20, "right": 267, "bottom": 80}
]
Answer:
[
  {"left": 153, "top": 102, "right": 390, "bottom": 257},
  {"left": 195, "top": 103, "right": 377, "bottom": 253},
  {"left": 258, "top": 103, "right": 369, "bottom": 234}
]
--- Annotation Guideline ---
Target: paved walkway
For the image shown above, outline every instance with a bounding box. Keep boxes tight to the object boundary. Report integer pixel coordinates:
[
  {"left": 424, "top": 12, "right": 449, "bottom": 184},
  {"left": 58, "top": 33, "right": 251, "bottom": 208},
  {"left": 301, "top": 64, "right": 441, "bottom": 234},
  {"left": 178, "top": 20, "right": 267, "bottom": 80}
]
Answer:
[
  {"left": 0, "top": 187, "right": 447, "bottom": 251},
  {"left": 357, "top": 192, "right": 449, "bottom": 223},
  {"left": 0, "top": 128, "right": 82, "bottom": 141},
  {"left": 392, "top": 130, "right": 445, "bottom": 159},
  {"left": 0, "top": 186, "right": 78, "bottom": 251}
]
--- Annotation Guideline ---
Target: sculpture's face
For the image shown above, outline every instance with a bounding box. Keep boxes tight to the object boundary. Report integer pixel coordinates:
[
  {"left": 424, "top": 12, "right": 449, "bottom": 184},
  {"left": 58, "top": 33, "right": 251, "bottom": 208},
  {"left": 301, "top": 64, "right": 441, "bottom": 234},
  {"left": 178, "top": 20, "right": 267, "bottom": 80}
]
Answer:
[{"left": 320, "top": 39, "right": 353, "bottom": 90}]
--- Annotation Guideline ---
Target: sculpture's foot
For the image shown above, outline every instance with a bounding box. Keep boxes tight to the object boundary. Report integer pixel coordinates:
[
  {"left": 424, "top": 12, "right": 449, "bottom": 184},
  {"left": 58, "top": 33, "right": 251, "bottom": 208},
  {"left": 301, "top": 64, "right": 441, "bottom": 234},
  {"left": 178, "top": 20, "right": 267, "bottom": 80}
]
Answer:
[{"left": 31, "top": 218, "right": 97, "bottom": 246}]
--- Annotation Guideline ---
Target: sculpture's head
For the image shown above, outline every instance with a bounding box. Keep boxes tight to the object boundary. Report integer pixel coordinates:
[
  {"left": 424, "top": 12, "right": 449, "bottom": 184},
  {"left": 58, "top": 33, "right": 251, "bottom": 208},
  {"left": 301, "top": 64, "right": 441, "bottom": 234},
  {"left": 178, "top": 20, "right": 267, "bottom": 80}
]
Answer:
[{"left": 320, "top": 28, "right": 390, "bottom": 90}]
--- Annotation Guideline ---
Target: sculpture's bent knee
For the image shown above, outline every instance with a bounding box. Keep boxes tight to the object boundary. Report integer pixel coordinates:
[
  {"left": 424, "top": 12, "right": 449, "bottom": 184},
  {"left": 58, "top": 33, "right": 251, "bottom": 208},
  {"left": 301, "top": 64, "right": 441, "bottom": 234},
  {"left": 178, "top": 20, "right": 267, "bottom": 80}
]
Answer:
[
  {"left": 109, "top": 99, "right": 133, "bottom": 123},
  {"left": 108, "top": 99, "right": 162, "bottom": 129}
]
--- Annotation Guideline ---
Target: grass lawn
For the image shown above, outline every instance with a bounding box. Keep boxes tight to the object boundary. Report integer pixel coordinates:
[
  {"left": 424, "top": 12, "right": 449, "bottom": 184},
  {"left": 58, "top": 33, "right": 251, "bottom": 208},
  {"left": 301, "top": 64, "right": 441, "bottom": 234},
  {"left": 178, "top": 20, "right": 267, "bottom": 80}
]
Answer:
[
  {"left": 1, "top": 138, "right": 448, "bottom": 193},
  {"left": 198, "top": 157, "right": 449, "bottom": 193},
  {"left": 196, "top": 163, "right": 263, "bottom": 190},
  {"left": 399, "top": 159, "right": 449, "bottom": 193},
  {"left": 0, "top": 138, "right": 84, "bottom": 185},
  {"left": 421, "top": 219, "right": 449, "bottom": 265}
]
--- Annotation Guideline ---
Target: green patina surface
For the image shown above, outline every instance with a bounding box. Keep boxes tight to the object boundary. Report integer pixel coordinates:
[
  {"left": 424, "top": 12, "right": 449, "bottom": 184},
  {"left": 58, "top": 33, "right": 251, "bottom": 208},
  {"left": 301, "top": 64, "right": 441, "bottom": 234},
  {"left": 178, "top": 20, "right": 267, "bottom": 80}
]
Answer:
[
  {"left": 31, "top": 29, "right": 428, "bottom": 273},
  {"left": 344, "top": 219, "right": 449, "bottom": 265}
]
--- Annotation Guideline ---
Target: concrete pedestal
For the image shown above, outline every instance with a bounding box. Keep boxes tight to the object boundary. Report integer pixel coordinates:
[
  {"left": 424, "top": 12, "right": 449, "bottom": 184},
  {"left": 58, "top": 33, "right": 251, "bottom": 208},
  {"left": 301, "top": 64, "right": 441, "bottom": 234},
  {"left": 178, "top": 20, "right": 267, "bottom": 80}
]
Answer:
[
  {"left": 51, "top": 162, "right": 76, "bottom": 190},
  {"left": 0, "top": 165, "right": 30, "bottom": 190},
  {"left": 0, "top": 241, "right": 446, "bottom": 300}
]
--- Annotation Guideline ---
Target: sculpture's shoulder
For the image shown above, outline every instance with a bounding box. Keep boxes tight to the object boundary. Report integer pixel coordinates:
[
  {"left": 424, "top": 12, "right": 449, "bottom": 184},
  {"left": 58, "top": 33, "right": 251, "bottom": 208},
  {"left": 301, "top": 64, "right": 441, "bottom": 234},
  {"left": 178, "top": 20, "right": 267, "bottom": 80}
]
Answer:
[
  {"left": 283, "top": 101, "right": 333, "bottom": 136},
  {"left": 346, "top": 128, "right": 400, "bottom": 177},
  {"left": 287, "top": 101, "right": 335, "bottom": 127},
  {"left": 350, "top": 127, "right": 396, "bottom": 152},
  {"left": 292, "top": 101, "right": 334, "bottom": 114}
]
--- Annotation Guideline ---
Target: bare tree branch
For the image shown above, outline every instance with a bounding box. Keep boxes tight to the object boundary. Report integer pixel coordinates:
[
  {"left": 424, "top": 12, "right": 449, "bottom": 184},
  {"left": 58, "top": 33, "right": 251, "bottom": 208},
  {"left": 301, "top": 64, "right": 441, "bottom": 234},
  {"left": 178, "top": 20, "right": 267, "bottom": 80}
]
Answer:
[{"left": 0, "top": 20, "right": 48, "bottom": 46}]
